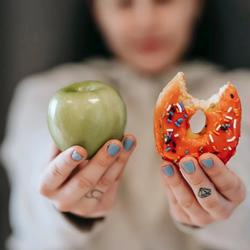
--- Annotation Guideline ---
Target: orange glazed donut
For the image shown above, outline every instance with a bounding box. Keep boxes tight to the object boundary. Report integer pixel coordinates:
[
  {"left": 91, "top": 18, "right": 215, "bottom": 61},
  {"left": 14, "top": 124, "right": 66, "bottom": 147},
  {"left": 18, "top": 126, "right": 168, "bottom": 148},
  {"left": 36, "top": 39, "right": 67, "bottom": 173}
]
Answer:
[{"left": 154, "top": 72, "right": 242, "bottom": 164}]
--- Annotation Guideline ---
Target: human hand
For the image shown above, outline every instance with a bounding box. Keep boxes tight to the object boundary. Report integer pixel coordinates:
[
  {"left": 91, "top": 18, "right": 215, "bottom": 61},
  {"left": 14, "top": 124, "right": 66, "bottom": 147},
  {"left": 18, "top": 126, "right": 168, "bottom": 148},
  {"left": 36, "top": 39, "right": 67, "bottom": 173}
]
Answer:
[
  {"left": 161, "top": 153, "right": 246, "bottom": 227},
  {"left": 39, "top": 134, "right": 137, "bottom": 218}
]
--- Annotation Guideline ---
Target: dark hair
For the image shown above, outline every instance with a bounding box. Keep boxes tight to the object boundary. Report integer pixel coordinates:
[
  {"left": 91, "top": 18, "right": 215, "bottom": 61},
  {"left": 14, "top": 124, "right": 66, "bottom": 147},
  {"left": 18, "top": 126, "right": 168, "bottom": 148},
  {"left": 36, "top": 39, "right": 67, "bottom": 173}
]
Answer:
[{"left": 79, "top": 0, "right": 113, "bottom": 60}]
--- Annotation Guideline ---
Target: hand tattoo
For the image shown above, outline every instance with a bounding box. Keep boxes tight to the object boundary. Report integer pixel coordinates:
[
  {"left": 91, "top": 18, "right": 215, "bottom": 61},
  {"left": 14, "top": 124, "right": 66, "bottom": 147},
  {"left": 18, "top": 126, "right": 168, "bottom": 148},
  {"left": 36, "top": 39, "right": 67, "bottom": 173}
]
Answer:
[
  {"left": 84, "top": 189, "right": 104, "bottom": 201},
  {"left": 198, "top": 187, "right": 212, "bottom": 198}
]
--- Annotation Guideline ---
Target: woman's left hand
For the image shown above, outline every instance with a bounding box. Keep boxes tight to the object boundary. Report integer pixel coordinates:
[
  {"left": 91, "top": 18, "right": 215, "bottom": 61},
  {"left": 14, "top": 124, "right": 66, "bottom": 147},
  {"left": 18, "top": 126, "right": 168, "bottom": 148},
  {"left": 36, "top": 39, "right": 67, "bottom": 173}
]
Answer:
[{"left": 160, "top": 153, "right": 246, "bottom": 227}]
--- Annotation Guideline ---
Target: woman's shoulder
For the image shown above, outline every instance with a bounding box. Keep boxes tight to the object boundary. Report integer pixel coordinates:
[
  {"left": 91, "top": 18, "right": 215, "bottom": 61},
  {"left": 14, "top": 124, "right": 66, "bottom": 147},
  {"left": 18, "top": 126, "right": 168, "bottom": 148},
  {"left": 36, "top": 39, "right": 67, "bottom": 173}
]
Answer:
[
  {"left": 200, "top": 63, "right": 250, "bottom": 105},
  {"left": 17, "top": 57, "right": 116, "bottom": 93},
  {"left": 181, "top": 60, "right": 250, "bottom": 93}
]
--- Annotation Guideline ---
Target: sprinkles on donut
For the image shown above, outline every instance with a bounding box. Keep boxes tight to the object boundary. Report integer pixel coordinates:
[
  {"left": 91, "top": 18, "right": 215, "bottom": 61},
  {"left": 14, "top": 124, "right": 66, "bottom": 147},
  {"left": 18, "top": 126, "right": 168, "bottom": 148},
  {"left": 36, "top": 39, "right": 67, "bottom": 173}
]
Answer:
[{"left": 154, "top": 72, "right": 242, "bottom": 164}]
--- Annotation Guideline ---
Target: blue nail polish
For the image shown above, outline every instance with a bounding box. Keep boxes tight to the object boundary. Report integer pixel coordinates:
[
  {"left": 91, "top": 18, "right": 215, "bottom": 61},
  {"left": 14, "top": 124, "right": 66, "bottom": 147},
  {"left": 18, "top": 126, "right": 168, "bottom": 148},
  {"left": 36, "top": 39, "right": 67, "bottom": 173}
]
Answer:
[
  {"left": 71, "top": 150, "right": 83, "bottom": 161},
  {"left": 201, "top": 158, "right": 214, "bottom": 168},
  {"left": 107, "top": 144, "right": 120, "bottom": 156},
  {"left": 163, "top": 165, "right": 174, "bottom": 176},
  {"left": 181, "top": 160, "right": 196, "bottom": 174},
  {"left": 123, "top": 138, "right": 134, "bottom": 151}
]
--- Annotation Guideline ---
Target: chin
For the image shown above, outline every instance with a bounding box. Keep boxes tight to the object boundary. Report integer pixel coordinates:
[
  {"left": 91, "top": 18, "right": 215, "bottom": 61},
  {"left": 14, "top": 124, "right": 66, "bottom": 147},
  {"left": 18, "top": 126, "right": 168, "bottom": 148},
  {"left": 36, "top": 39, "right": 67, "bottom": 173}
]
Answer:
[{"left": 132, "top": 55, "right": 177, "bottom": 76}]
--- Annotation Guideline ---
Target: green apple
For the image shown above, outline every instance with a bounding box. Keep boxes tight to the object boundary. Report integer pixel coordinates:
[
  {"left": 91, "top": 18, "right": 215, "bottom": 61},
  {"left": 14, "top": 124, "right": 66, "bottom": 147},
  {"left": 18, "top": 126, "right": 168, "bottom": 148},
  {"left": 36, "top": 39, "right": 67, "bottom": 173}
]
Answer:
[{"left": 47, "top": 81, "right": 127, "bottom": 158}]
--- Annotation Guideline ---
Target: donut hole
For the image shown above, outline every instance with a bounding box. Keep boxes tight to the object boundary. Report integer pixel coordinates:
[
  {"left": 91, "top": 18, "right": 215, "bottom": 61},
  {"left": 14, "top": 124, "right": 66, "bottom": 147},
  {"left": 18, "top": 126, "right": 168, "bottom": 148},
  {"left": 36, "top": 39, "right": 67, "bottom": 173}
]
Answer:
[{"left": 189, "top": 109, "right": 207, "bottom": 134}]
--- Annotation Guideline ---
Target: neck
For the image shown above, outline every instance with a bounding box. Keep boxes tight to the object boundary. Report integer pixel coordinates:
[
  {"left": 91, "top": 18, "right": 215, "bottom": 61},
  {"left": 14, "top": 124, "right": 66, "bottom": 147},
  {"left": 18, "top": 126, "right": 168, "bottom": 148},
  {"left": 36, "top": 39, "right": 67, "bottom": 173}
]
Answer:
[{"left": 115, "top": 57, "right": 181, "bottom": 79}]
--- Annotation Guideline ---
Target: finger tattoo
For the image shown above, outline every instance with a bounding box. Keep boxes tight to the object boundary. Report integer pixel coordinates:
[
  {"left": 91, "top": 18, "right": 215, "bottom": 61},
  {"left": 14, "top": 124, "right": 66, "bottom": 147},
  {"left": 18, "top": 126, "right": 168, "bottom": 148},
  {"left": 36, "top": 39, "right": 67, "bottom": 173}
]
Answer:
[
  {"left": 84, "top": 189, "right": 104, "bottom": 201},
  {"left": 198, "top": 187, "right": 212, "bottom": 198}
]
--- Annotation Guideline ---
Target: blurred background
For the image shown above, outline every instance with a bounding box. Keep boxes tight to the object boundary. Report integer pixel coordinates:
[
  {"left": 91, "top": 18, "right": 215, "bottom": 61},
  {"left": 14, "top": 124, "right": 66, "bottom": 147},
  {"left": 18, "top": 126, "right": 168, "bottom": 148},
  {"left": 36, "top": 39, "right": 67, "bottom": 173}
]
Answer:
[{"left": 1, "top": 0, "right": 250, "bottom": 248}]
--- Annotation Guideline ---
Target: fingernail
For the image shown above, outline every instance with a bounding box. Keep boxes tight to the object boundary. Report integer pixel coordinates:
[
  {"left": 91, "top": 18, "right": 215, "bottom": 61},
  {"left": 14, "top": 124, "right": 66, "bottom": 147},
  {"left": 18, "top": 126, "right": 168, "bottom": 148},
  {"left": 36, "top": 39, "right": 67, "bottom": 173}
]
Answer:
[
  {"left": 181, "top": 160, "right": 196, "bottom": 174},
  {"left": 123, "top": 138, "right": 134, "bottom": 151},
  {"left": 107, "top": 144, "right": 120, "bottom": 156},
  {"left": 201, "top": 158, "right": 214, "bottom": 169},
  {"left": 71, "top": 150, "right": 83, "bottom": 161},
  {"left": 162, "top": 165, "right": 174, "bottom": 177}
]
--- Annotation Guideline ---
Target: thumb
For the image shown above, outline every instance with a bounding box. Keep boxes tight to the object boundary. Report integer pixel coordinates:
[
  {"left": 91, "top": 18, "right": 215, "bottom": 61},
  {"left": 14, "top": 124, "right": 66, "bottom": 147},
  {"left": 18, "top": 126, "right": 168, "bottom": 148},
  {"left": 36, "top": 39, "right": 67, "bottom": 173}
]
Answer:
[{"left": 49, "top": 142, "right": 61, "bottom": 161}]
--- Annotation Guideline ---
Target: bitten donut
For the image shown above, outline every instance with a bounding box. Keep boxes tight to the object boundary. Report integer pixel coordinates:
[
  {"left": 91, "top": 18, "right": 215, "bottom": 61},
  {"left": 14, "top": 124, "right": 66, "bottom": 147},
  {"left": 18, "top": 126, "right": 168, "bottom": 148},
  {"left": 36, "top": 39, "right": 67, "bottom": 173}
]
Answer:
[{"left": 154, "top": 72, "right": 242, "bottom": 164}]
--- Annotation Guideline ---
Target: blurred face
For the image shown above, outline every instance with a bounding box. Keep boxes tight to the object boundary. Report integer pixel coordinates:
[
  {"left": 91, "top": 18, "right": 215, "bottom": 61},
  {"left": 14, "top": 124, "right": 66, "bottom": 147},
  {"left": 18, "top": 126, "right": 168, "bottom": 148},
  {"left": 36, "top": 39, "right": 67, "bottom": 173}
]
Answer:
[{"left": 93, "top": 0, "right": 201, "bottom": 76}]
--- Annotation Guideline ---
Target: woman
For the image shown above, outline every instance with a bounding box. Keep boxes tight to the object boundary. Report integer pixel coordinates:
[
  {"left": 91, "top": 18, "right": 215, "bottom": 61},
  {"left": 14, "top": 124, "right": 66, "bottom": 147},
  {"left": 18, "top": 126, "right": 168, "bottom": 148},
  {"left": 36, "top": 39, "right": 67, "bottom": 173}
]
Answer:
[{"left": 1, "top": 0, "right": 250, "bottom": 249}]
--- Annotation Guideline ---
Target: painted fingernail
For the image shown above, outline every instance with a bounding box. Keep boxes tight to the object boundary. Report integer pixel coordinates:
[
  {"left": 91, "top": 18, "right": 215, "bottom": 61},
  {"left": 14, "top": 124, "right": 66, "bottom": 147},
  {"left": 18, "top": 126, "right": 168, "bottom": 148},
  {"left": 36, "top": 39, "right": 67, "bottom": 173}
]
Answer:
[
  {"left": 162, "top": 165, "right": 174, "bottom": 177},
  {"left": 123, "top": 138, "right": 134, "bottom": 151},
  {"left": 181, "top": 160, "right": 196, "bottom": 174},
  {"left": 71, "top": 150, "right": 83, "bottom": 161},
  {"left": 201, "top": 158, "right": 214, "bottom": 169},
  {"left": 107, "top": 144, "right": 121, "bottom": 156}
]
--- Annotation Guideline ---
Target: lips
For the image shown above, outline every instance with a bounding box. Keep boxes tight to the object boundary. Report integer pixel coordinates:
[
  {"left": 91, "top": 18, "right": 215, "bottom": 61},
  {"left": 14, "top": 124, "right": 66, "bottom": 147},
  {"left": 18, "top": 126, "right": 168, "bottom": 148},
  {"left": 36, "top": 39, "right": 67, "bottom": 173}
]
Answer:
[{"left": 135, "top": 38, "right": 163, "bottom": 53}]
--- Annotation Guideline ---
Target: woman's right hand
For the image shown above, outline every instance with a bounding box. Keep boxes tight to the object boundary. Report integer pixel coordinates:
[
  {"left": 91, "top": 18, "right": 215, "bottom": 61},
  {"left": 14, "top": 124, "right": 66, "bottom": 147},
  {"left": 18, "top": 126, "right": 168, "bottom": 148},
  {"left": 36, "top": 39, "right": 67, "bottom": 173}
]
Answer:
[{"left": 39, "top": 134, "right": 137, "bottom": 218}]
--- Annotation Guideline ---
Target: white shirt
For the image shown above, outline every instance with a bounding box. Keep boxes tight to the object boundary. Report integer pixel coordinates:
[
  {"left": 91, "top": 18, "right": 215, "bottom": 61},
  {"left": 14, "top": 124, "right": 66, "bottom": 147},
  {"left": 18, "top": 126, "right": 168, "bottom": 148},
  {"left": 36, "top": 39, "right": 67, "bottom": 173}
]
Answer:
[{"left": 1, "top": 57, "right": 250, "bottom": 250}]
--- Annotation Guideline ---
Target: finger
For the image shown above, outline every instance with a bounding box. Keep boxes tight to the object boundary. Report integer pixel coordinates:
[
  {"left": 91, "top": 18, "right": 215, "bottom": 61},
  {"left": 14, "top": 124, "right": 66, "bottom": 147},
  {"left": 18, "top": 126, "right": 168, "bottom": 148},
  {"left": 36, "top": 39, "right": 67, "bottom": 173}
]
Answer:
[
  {"left": 73, "top": 181, "right": 120, "bottom": 217},
  {"left": 199, "top": 153, "right": 246, "bottom": 204},
  {"left": 39, "top": 146, "right": 88, "bottom": 196},
  {"left": 161, "top": 161, "right": 212, "bottom": 226},
  {"left": 163, "top": 180, "right": 191, "bottom": 225},
  {"left": 99, "top": 134, "right": 137, "bottom": 186},
  {"left": 179, "top": 156, "right": 234, "bottom": 220},
  {"left": 53, "top": 139, "right": 123, "bottom": 211},
  {"left": 75, "top": 135, "right": 137, "bottom": 214}
]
